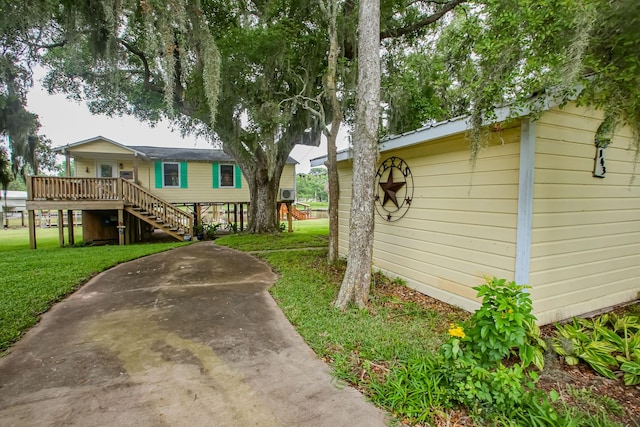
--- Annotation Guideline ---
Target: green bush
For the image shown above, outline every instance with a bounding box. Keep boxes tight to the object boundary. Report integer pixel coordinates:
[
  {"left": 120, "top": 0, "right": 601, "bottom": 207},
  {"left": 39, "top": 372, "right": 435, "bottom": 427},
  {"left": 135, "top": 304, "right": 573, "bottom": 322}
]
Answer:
[
  {"left": 371, "top": 278, "right": 549, "bottom": 423},
  {"left": 552, "top": 313, "right": 640, "bottom": 385}
]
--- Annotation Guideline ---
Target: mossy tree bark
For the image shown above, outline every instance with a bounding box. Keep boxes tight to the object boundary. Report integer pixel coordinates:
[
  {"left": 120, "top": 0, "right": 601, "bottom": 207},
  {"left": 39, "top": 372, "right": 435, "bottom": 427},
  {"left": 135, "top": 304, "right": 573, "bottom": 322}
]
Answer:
[{"left": 334, "top": 0, "right": 380, "bottom": 310}]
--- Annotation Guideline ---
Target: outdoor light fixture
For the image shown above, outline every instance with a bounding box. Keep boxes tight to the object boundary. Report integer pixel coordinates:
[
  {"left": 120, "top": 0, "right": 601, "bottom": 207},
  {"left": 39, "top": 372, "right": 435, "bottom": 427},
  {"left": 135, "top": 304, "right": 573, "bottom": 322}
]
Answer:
[{"left": 85, "top": 166, "right": 90, "bottom": 173}]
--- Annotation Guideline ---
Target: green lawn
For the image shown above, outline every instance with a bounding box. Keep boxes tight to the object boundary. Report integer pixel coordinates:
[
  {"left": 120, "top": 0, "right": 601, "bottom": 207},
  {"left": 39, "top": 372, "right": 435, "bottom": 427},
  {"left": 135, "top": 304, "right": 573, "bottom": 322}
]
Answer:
[
  {"left": 1, "top": 226, "right": 84, "bottom": 251},
  {"left": 216, "top": 218, "right": 329, "bottom": 251},
  {"left": 0, "top": 227, "right": 187, "bottom": 353},
  {"left": 1, "top": 220, "right": 629, "bottom": 426}
]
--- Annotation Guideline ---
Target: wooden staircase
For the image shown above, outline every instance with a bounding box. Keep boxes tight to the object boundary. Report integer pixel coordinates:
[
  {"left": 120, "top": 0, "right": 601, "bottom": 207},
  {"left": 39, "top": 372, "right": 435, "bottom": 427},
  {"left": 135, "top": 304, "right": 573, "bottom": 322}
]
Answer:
[
  {"left": 280, "top": 203, "right": 310, "bottom": 220},
  {"left": 26, "top": 176, "right": 193, "bottom": 244},
  {"left": 121, "top": 180, "right": 192, "bottom": 242}
]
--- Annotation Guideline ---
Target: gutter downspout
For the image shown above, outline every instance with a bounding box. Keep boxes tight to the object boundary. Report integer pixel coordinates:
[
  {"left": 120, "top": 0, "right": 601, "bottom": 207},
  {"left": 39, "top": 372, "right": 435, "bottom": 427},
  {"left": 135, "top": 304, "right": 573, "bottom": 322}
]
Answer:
[{"left": 515, "top": 118, "right": 536, "bottom": 286}]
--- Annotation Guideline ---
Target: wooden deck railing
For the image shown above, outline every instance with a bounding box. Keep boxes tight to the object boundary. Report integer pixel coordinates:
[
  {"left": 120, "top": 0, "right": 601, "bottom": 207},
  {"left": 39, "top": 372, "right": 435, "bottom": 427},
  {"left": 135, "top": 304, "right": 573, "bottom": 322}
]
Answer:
[
  {"left": 28, "top": 176, "right": 193, "bottom": 235},
  {"left": 30, "top": 177, "right": 120, "bottom": 200}
]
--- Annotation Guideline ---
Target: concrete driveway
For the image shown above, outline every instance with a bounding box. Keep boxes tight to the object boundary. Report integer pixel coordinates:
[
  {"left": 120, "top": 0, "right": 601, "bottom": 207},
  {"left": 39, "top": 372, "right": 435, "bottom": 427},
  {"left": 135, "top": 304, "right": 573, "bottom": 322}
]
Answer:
[{"left": 0, "top": 242, "right": 389, "bottom": 426}]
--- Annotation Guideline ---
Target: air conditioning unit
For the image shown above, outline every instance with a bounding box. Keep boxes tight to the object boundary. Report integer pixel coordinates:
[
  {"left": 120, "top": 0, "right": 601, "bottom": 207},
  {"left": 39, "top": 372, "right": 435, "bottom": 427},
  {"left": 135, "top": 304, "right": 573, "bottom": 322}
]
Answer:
[{"left": 280, "top": 188, "right": 295, "bottom": 201}]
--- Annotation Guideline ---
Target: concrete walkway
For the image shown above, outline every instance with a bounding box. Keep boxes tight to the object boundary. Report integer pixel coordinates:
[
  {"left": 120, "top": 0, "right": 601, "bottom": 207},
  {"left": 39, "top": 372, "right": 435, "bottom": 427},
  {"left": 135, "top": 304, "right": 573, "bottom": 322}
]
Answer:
[{"left": 0, "top": 242, "right": 389, "bottom": 426}]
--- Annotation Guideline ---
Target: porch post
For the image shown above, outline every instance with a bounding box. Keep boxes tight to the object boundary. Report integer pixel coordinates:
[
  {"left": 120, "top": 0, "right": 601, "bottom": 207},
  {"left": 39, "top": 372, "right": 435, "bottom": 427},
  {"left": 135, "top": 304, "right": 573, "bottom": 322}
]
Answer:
[
  {"left": 58, "top": 209, "right": 65, "bottom": 246},
  {"left": 67, "top": 210, "right": 75, "bottom": 245},
  {"left": 240, "top": 203, "right": 244, "bottom": 231},
  {"left": 65, "top": 150, "right": 71, "bottom": 176},
  {"left": 286, "top": 202, "right": 293, "bottom": 232},
  {"left": 28, "top": 210, "right": 36, "bottom": 249},
  {"left": 194, "top": 203, "right": 201, "bottom": 226},
  {"left": 118, "top": 209, "right": 125, "bottom": 246},
  {"left": 133, "top": 153, "right": 139, "bottom": 184}
]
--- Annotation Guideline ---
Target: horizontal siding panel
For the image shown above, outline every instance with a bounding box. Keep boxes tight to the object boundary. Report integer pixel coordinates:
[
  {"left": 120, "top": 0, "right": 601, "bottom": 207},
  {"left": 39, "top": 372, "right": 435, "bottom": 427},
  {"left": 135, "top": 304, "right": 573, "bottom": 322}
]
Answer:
[
  {"left": 535, "top": 168, "right": 639, "bottom": 186},
  {"left": 534, "top": 183, "right": 640, "bottom": 199},
  {"left": 389, "top": 127, "right": 520, "bottom": 162},
  {"left": 408, "top": 154, "right": 520, "bottom": 176},
  {"left": 534, "top": 197, "right": 640, "bottom": 213},
  {"left": 537, "top": 105, "right": 604, "bottom": 129},
  {"left": 531, "top": 241, "right": 640, "bottom": 271},
  {"left": 412, "top": 169, "right": 520, "bottom": 187},
  {"left": 535, "top": 153, "right": 594, "bottom": 172},
  {"left": 376, "top": 230, "right": 515, "bottom": 270},
  {"left": 408, "top": 198, "right": 517, "bottom": 214},
  {"left": 532, "top": 220, "right": 640, "bottom": 243},
  {"left": 536, "top": 153, "right": 638, "bottom": 175},
  {"left": 380, "top": 216, "right": 516, "bottom": 243},
  {"left": 530, "top": 252, "right": 640, "bottom": 287},
  {"left": 536, "top": 137, "right": 634, "bottom": 162},
  {"left": 372, "top": 249, "right": 491, "bottom": 299},
  {"left": 412, "top": 184, "right": 519, "bottom": 199},
  {"left": 72, "top": 140, "right": 133, "bottom": 154},
  {"left": 533, "top": 209, "right": 640, "bottom": 228},
  {"left": 531, "top": 231, "right": 640, "bottom": 258},
  {"left": 531, "top": 270, "right": 640, "bottom": 308},
  {"left": 376, "top": 223, "right": 516, "bottom": 257},
  {"left": 536, "top": 123, "right": 598, "bottom": 146},
  {"left": 400, "top": 206, "right": 517, "bottom": 228}
]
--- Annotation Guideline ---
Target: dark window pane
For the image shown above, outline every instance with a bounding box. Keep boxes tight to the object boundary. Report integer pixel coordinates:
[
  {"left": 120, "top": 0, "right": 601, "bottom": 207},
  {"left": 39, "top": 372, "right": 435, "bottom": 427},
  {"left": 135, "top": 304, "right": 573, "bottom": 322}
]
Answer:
[
  {"left": 163, "top": 163, "right": 179, "bottom": 186},
  {"left": 220, "top": 164, "right": 234, "bottom": 187}
]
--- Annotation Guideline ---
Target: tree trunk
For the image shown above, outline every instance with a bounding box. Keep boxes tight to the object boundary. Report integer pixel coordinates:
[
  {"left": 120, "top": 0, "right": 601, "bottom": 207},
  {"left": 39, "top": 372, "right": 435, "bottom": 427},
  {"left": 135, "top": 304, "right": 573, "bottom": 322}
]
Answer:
[
  {"left": 323, "top": 0, "right": 342, "bottom": 264},
  {"left": 334, "top": 0, "right": 380, "bottom": 309},
  {"left": 242, "top": 162, "right": 285, "bottom": 234},
  {"left": 326, "top": 124, "right": 340, "bottom": 263}
]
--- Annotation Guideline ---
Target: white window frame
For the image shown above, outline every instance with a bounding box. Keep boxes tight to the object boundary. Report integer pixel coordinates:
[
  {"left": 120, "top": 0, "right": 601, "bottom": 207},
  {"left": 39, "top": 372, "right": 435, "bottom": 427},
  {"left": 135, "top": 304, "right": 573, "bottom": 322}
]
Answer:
[
  {"left": 163, "top": 162, "right": 181, "bottom": 188},
  {"left": 96, "top": 161, "right": 117, "bottom": 178}
]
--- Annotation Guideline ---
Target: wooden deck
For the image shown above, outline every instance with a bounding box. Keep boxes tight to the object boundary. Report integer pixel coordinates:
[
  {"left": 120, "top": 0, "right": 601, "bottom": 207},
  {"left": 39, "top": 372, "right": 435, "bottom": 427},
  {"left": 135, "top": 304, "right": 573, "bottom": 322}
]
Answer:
[{"left": 26, "top": 176, "right": 193, "bottom": 247}]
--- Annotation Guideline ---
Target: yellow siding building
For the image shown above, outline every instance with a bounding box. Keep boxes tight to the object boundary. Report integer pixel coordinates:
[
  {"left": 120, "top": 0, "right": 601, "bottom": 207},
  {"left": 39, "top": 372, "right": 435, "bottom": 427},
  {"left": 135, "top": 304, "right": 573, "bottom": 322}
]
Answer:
[
  {"left": 314, "top": 103, "right": 640, "bottom": 325},
  {"left": 34, "top": 136, "right": 298, "bottom": 245}
]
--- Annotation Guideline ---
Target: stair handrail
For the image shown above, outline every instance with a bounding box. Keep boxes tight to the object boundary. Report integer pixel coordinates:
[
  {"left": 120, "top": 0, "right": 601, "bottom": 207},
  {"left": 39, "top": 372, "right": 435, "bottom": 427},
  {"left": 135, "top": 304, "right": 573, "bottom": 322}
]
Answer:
[{"left": 121, "top": 179, "right": 193, "bottom": 236}]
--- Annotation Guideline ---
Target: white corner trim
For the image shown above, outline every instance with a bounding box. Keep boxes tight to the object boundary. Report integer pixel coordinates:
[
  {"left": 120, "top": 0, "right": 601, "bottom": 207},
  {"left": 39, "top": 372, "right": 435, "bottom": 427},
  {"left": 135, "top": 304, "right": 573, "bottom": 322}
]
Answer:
[{"left": 515, "top": 118, "right": 536, "bottom": 286}]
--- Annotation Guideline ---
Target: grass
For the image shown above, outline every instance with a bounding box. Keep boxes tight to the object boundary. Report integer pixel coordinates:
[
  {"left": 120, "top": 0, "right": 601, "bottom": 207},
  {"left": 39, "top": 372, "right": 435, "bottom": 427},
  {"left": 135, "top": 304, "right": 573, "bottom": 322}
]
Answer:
[
  {"left": 0, "top": 226, "right": 188, "bottom": 353},
  {"left": 1, "top": 220, "right": 631, "bottom": 425},
  {"left": 1, "top": 226, "right": 84, "bottom": 251},
  {"left": 305, "top": 201, "right": 328, "bottom": 209},
  {"left": 216, "top": 218, "right": 329, "bottom": 251},
  {"left": 217, "top": 219, "right": 453, "bottom": 384},
  {"left": 216, "top": 220, "right": 631, "bottom": 426}
]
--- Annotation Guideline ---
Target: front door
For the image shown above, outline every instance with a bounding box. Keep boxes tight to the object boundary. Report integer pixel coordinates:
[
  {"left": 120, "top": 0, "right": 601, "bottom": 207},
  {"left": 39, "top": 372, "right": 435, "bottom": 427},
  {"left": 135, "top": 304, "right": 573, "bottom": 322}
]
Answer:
[{"left": 97, "top": 162, "right": 117, "bottom": 178}]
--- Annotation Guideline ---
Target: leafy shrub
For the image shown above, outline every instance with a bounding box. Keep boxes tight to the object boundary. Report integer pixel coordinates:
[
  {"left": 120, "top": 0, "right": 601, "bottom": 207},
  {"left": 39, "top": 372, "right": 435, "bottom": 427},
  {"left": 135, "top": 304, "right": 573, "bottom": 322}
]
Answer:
[
  {"left": 463, "top": 277, "right": 545, "bottom": 369},
  {"left": 371, "top": 278, "right": 549, "bottom": 423},
  {"left": 552, "top": 313, "right": 640, "bottom": 385},
  {"left": 438, "top": 278, "right": 546, "bottom": 417}
]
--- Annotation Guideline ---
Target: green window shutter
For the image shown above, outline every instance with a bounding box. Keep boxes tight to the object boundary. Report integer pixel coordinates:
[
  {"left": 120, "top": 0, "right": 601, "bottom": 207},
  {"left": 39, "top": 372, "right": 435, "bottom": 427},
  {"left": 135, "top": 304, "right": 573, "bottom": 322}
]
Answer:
[
  {"left": 155, "top": 162, "right": 163, "bottom": 188},
  {"left": 212, "top": 163, "right": 219, "bottom": 188},
  {"left": 180, "top": 162, "right": 188, "bottom": 188},
  {"left": 234, "top": 164, "right": 242, "bottom": 188}
]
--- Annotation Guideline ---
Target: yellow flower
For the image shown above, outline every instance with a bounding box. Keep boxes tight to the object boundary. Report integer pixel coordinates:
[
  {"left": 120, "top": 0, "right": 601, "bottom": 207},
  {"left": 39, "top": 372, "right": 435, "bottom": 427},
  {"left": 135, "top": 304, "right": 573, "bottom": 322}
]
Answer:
[{"left": 448, "top": 324, "right": 466, "bottom": 339}]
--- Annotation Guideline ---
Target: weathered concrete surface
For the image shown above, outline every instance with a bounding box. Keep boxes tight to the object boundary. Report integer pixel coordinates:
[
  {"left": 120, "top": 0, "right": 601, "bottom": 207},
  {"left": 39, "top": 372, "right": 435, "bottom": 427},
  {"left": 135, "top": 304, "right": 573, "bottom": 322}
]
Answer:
[{"left": 0, "top": 242, "right": 389, "bottom": 426}]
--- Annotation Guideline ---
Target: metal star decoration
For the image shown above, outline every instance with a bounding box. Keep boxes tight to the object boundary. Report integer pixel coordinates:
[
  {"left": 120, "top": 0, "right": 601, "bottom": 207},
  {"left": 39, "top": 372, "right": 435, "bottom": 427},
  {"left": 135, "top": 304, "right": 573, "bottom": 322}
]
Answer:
[{"left": 378, "top": 168, "right": 406, "bottom": 208}]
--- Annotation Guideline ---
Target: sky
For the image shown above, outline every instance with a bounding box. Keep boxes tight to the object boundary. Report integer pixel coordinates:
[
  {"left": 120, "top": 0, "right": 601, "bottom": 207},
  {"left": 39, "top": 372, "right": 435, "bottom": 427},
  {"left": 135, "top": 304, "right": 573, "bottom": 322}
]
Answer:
[{"left": 25, "top": 80, "right": 337, "bottom": 174}]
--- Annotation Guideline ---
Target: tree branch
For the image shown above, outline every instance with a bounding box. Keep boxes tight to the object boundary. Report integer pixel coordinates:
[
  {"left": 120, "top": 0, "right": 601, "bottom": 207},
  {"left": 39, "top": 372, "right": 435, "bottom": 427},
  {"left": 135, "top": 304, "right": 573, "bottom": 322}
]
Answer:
[
  {"left": 380, "top": 0, "right": 466, "bottom": 39},
  {"left": 118, "top": 38, "right": 163, "bottom": 95}
]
